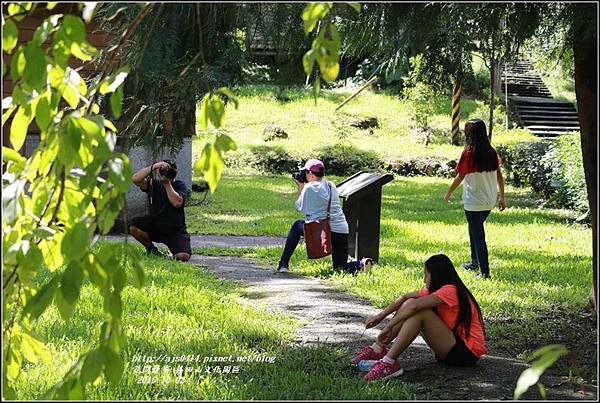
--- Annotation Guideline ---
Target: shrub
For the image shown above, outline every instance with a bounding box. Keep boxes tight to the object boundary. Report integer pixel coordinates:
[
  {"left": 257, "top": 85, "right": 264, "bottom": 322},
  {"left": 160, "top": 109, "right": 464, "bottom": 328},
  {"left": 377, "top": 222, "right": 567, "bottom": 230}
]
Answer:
[
  {"left": 382, "top": 156, "right": 456, "bottom": 178},
  {"left": 496, "top": 140, "right": 552, "bottom": 193},
  {"left": 496, "top": 133, "right": 587, "bottom": 213},
  {"left": 242, "top": 63, "right": 274, "bottom": 83},
  {"left": 248, "top": 145, "right": 300, "bottom": 174},
  {"left": 313, "top": 143, "right": 381, "bottom": 176},
  {"left": 542, "top": 132, "right": 588, "bottom": 213}
]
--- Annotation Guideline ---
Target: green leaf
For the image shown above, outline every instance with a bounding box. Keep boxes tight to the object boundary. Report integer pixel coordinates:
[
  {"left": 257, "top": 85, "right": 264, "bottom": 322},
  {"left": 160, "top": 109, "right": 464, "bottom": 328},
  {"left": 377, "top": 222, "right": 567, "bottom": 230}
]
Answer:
[
  {"left": 80, "top": 350, "right": 103, "bottom": 384},
  {"left": 22, "top": 276, "right": 59, "bottom": 321},
  {"left": 67, "top": 379, "right": 85, "bottom": 400},
  {"left": 64, "top": 117, "right": 83, "bottom": 157},
  {"left": 101, "top": 347, "right": 124, "bottom": 384},
  {"left": 215, "top": 133, "right": 237, "bottom": 152},
  {"left": 10, "top": 47, "right": 26, "bottom": 81},
  {"left": 199, "top": 93, "right": 210, "bottom": 129},
  {"left": 23, "top": 43, "right": 47, "bottom": 89},
  {"left": 347, "top": 2, "right": 361, "bottom": 12},
  {"left": 99, "top": 68, "right": 129, "bottom": 94},
  {"left": 107, "top": 156, "right": 131, "bottom": 192},
  {"left": 105, "top": 292, "right": 122, "bottom": 319},
  {"left": 319, "top": 61, "right": 339, "bottom": 82},
  {"left": 32, "top": 14, "right": 61, "bottom": 45},
  {"left": 215, "top": 87, "right": 239, "bottom": 109},
  {"left": 301, "top": 2, "right": 332, "bottom": 35},
  {"left": 47, "top": 2, "right": 58, "bottom": 10},
  {"left": 73, "top": 116, "right": 102, "bottom": 139},
  {"left": 70, "top": 41, "right": 91, "bottom": 61},
  {"left": 17, "top": 242, "right": 43, "bottom": 287},
  {"left": 194, "top": 143, "right": 224, "bottom": 193},
  {"left": 514, "top": 344, "right": 568, "bottom": 399},
  {"left": 110, "top": 85, "right": 123, "bottom": 119},
  {"left": 62, "top": 15, "right": 86, "bottom": 43},
  {"left": 302, "top": 48, "right": 317, "bottom": 76},
  {"left": 208, "top": 94, "right": 225, "bottom": 128},
  {"left": 130, "top": 259, "right": 145, "bottom": 289},
  {"left": 112, "top": 265, "right": 126, "bottom": 293},
  {"left": 10, "top": 106, "right": 32, "bottom": 150},
  {"left": 2, "top": 146, "right": 26, "bottom": 167},
  {"left": 35, "top": 94, "right": 51, "bottom": 131},
  {"left": 60, "top": 262, "right": 84, "bottom": 303},
  {"left": 2, "top": 179, "right": 26, "bottom": 225},
  {"left": 61, "top": 222, "right": 89, "bottom": 261},
  {"left": 2, "top": 19, "right": 18, "bottom": 53},
  {"left": 6, "top": 345, "right": 22, "bottom": 381},
  {"left": 20, "top": 327, "right": 51, "bottom": 364}
]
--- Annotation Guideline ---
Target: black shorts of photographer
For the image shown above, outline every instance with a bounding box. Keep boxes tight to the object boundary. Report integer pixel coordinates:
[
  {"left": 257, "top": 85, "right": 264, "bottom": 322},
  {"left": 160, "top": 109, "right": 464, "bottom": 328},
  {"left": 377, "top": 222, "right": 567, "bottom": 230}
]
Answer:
[{"left": 129, "top": 160, "right": 192, "bottom": 262}]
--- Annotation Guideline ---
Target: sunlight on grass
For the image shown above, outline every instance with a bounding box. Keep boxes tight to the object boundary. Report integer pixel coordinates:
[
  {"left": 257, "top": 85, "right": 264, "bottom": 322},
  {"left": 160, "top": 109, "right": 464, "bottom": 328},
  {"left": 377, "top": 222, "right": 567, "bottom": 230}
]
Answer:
[
  {"left": 192, "top": 84, "right": 534, "bottom": 167},
  {"left": 14, "top": 242, "right": 422, "bottom": 400},
  {"left": 188, "top": 174, "right": 592, "bottom": 368}
]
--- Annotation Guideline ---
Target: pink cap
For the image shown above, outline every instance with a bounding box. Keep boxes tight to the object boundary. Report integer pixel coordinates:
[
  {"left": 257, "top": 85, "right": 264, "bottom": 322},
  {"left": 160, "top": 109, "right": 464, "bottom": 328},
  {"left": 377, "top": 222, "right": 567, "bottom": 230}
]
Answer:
[{"left": 303, "top": 159, "right": 324, "bottom": 172}]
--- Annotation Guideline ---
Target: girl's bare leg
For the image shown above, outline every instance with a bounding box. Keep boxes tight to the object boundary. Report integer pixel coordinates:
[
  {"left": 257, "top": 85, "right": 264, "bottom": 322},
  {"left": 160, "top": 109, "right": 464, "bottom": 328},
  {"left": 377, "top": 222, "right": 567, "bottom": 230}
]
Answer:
[{"left": 386, "top": 309, "right": 456, "bottom": 360}]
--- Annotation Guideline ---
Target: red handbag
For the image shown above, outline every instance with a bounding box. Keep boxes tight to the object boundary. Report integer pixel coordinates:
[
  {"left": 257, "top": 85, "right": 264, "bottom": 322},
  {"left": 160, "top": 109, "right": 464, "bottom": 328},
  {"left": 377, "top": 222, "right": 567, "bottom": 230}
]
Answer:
[{"left": 303, "top": 182, "right": 333, "bottom": 259}]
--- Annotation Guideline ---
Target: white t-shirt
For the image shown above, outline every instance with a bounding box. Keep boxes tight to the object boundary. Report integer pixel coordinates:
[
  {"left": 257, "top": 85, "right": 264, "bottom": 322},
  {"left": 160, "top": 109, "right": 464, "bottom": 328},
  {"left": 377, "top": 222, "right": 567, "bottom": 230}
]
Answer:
[
  {"left": 456, "top": 146, "right": 501, "bottom": 212},
  {"left": 295, "top": 180, "right": 349, "bottom": 234}
]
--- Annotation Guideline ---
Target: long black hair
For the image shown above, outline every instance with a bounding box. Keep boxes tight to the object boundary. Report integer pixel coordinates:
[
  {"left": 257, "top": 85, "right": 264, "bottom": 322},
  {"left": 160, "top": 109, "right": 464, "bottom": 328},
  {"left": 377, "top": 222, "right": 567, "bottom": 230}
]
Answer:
[
  {"left": 465, "top": 119, "right": 498, "bottom": 172},
  {"left": 425, "top": 254, "right": 485, "bottom": 338}
]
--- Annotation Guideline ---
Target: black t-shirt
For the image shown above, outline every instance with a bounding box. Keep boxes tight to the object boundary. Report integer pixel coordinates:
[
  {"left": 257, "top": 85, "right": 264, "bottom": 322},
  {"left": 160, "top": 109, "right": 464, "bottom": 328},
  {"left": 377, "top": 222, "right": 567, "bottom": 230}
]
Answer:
[{"left": 143, "top": 179, "right": 188, "bottom": 233}]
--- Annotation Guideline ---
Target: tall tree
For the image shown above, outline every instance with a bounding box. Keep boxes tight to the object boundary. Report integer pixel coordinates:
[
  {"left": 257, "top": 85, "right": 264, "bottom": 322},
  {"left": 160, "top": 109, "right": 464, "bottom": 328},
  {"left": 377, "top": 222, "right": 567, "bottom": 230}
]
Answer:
[{"left": 569, "top": 3, "right": 597, "bottom": 308}]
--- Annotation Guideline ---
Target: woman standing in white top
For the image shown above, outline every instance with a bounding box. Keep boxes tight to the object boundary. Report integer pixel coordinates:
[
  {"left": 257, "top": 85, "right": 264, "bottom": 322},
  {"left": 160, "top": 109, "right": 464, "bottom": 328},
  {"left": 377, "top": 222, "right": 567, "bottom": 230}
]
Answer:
[
  {"left": 277, "top": 159, "right": 372, "bottom": 273},
  {"left": 444, "top": 119, "right": 506, "bottom": 279}
]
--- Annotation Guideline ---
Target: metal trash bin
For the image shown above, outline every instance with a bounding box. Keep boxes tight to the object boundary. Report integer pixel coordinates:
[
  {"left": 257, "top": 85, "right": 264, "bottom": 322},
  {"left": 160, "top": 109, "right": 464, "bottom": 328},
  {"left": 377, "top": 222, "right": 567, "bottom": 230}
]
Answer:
[{"left": 337, "top": 171, "right": 394, "bottom": 262}]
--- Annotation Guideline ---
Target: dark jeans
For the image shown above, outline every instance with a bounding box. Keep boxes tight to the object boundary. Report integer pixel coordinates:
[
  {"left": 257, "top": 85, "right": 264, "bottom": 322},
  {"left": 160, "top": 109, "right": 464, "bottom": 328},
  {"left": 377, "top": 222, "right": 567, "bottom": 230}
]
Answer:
[
  {"left": 465, "top": 210, "right": 491, "bottom": 276},
  {"left": 280, "top": 220, "right": 361, "bottom": 272}
]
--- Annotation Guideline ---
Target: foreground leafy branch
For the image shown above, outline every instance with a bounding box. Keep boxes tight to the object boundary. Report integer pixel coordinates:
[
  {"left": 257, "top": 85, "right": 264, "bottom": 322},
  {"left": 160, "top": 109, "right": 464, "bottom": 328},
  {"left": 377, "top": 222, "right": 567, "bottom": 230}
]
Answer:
[{"left": 2, "top": 3, "right": 148, "bottom": 399}]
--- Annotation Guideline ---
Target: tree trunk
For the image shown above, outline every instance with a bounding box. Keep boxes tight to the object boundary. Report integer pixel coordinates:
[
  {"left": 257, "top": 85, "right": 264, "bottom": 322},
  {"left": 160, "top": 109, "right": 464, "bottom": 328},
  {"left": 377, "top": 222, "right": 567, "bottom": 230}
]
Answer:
[
  {"left": 489, "top": 60, "right": 495, "bottom": 141},
  {"left": 573, "top": 26, "right": 597, "bottom": 311},
  {"left": 493, "top": 61, "right": 503, "bottom": 96},
  {"left": 451, "top": 78, "right": 462, "bottom": 145}
]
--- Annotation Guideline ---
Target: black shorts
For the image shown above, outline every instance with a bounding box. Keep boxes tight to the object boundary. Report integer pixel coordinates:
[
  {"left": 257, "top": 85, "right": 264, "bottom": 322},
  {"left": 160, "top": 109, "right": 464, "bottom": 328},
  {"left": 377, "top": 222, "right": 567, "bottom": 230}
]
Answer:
[
  {"left": 435, "top": 333, "right": 479, "bottom": 366},
  {"left": 130, "top": 216, "right": 191, "bottom": 255}
]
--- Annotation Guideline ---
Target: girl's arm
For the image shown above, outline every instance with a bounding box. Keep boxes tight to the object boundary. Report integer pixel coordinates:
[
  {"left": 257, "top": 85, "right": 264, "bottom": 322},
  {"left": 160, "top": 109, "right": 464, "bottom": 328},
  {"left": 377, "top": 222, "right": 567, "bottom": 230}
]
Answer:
[
  {"left": 444, "top": 172, "right": 466, "bottom": 202},
  {"left": 365, "top": 290, "right": 422, "bottom": 328},
  {"left": 378, "top": 295, "right": 444, "bottom": 338},
  {"left": 497, "top": 167, "right": 506, "bottom": 211}
]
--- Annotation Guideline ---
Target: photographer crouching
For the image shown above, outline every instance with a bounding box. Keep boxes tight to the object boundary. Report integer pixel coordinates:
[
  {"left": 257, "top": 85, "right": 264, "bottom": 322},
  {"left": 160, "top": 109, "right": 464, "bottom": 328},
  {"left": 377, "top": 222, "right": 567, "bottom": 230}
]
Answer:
[
  {"left": 277, "top": 159, "right": 373, "bottom": 273},
  {"left": 129, "top": 160, "right": 191, "bottom": 261}
]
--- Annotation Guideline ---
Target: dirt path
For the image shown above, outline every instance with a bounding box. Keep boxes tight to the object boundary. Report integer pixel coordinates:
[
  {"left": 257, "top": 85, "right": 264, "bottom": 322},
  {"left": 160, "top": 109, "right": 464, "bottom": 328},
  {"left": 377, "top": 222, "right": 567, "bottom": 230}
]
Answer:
[{"left": 106, "top": 234, "right": 596, "bottom": 400}]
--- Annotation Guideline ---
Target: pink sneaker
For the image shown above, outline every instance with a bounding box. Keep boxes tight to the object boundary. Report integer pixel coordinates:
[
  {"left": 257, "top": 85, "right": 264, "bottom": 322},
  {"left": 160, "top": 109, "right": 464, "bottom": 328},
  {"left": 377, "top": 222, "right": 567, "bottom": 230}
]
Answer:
[
  {"left": 364, "top": 359, "right": 404, "bottom": 381},
  {"left": 351, "top": 345, "right": 388, "bottom": 365}
]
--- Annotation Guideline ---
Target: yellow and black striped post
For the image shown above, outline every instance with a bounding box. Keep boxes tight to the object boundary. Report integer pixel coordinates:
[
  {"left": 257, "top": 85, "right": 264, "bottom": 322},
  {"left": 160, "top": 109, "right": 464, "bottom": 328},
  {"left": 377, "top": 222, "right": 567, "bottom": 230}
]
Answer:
[{"left": 451, "top": 79, "right": 461, "bottom": 145}]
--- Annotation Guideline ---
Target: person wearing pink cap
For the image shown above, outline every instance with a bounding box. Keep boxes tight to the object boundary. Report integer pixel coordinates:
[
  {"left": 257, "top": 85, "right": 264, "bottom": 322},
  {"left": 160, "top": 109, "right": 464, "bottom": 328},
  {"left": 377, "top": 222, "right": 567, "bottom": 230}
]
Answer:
[{"left": 277, "top": 159, "right": 373, "bottom": 274}]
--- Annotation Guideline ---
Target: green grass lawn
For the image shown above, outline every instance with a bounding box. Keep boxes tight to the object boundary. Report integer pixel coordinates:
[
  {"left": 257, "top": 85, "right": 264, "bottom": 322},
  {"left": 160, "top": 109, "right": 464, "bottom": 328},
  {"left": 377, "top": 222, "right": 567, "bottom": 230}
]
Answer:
[
  {"left": 192, "top": 84, "right": 538, "bottom": 167},
  {"left": 14, "top": 242, "right": 424, "bottom": 400},
  {"left": 188, "top": 173, "right": 596, "bottom": 382}
]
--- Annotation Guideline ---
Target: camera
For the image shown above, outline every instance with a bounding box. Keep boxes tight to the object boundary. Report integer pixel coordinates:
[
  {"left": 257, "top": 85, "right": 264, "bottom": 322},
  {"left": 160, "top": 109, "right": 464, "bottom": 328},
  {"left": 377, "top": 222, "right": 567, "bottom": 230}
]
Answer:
[
  {"left": 292, "top": 169, "right": 308, "bottom": 183},
  {"left": 158, "top": 160, "right": 177, "bottom": 179}
]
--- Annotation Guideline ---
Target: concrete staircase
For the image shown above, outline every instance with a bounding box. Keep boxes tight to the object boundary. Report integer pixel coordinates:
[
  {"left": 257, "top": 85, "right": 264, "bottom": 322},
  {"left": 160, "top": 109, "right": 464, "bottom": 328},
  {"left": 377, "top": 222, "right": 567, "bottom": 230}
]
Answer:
[{"left": 503, "top": 60, "right": 580, "bottom": 137}]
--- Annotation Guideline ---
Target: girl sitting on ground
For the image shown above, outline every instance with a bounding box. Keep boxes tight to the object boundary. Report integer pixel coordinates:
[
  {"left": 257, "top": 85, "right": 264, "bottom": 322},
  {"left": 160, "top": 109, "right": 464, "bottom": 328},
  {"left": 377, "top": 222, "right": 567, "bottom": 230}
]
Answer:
[{"left": 351, "top": 254, "right": 487, "bottom": 381}]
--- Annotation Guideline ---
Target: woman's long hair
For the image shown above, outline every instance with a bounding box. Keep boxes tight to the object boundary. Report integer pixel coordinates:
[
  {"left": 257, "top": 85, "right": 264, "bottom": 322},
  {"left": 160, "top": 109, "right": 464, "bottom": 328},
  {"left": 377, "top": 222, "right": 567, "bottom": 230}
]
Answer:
[
  {"left": 465, "top": 119, "right": 499, "bottom": 172},
  {"left": 425, "top": 254, "right": 485, "bottom": 338}
]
